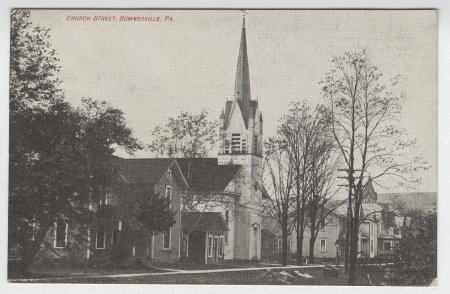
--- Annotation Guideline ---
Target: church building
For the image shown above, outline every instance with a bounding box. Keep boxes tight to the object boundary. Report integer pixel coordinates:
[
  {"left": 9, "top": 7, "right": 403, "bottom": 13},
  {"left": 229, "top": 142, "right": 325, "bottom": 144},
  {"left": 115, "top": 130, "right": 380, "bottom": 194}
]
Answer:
[{"left": 37, "top": 17, "right": 265, "bottom": 266}]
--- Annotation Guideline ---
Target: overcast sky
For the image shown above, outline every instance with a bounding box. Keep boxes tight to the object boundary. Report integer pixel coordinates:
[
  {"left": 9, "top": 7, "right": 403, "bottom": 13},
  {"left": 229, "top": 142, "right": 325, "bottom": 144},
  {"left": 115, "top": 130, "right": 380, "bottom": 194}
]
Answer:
[{"left": 29, "top": 9, "right": 437, "bottom": 192}]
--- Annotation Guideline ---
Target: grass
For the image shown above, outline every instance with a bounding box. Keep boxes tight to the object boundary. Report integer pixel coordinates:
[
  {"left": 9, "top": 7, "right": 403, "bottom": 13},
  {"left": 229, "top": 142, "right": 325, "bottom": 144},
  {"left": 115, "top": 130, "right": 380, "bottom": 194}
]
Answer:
[{"left": 12, "top": 264, "right": 390, "bottom": 285}]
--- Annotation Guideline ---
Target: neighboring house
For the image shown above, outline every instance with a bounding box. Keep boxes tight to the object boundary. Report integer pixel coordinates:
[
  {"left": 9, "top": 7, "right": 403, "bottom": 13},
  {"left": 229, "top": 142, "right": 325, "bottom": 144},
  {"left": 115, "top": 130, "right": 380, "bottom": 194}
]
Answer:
[{"left": 261, "top": 179, "right": 437, "bottom": 261}]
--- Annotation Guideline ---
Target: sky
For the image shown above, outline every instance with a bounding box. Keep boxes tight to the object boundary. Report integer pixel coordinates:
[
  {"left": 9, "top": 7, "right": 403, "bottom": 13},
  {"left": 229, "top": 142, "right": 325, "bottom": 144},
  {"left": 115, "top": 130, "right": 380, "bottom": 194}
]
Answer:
[{"left": 28, "top": 9, "right": 437, "bottom": 193}]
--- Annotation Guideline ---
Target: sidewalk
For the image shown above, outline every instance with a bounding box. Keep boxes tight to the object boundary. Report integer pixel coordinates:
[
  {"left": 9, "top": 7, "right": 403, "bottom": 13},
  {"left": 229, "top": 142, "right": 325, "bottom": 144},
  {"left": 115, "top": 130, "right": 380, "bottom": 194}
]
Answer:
[{"left": 10, "top": 264, "right": 325, "bottom": 283}]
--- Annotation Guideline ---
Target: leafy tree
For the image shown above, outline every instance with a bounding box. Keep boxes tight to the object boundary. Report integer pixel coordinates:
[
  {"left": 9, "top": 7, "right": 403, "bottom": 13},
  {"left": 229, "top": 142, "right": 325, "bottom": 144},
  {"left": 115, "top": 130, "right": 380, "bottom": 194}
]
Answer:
[
  {"left": 8, "top": 9, "right": 141, "bottom": 274},
  {"left": 320, "top": 49, "right": 428, "bottom": 285},
  {"left": 387, "top": 212, "right": 437, "bottom": 285},
  {"left": 149, "top": 109, "right": 219, "bottom": 158},
  {"left": 129, "top": 191, "right": 176, "bottom": 234}
]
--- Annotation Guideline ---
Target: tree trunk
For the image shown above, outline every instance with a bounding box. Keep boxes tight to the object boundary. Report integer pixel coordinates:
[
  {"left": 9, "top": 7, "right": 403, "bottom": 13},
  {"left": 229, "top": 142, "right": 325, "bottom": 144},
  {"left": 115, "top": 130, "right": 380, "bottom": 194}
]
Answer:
[
  {"left": 308, "top": 236, "right": 316, "bottom": 264},
  {"left": 281, "top": 219, "right": 289, "bottom": 266},
  {"left": 308, "top": 212, "right": 317, "bottom": 264},
  {"left": 348, "top": 213, "right": 360, "bottom": 285},
  {"left": 344, "top": 212, "right": 350, "bottom": 273},
  {"left": 295, "top": 176, "right": 302, "bottom": 265}
]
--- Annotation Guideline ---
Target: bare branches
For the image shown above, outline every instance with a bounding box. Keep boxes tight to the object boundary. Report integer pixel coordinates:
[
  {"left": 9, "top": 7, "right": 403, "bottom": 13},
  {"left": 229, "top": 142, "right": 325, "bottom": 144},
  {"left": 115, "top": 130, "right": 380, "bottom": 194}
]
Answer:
[{"left": 320, "top": 49, "right": 429, "bottom": 285}]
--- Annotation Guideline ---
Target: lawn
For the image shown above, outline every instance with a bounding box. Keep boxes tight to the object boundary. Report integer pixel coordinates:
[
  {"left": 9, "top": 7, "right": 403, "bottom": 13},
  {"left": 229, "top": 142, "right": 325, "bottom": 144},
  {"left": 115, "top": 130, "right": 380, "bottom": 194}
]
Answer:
[{"left": 16, "top": 265, "right": 389, "bottom": 285}]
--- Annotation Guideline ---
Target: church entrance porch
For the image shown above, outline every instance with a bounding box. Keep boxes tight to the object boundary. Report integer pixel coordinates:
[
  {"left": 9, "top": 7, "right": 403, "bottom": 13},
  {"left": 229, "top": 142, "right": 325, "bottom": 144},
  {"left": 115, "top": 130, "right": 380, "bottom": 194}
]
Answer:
[{"left": 181, "top": 212, "right": 228, "bottom": 265}]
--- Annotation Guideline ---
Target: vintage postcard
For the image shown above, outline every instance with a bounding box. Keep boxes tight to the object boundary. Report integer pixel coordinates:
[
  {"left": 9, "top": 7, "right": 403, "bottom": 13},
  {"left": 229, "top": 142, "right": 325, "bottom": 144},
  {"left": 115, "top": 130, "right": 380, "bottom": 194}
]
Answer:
[{"left": 8, "top": 9, "right": 437, "bottom": 286}]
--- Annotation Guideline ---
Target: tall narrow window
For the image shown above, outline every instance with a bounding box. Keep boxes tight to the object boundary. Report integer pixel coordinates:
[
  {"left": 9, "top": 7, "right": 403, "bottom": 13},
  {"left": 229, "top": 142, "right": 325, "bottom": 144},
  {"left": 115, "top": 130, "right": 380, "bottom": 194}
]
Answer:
[
  {"left": 219, "top": 236, "right": 224, "bottom": 257},
  {"left": 166, "top": 170, "right": 172, "bottom": 181},
  {"left": 225, "top": 210, "right": 229, "bottom": 244},
  {"left": 163, "top": 228, "right": 171, "bottom": 250},
  {"left": 208, "top": 235, "right": 213, "bottom": 257},
  {"left": 96, "top": 229, "right": 106, "bottom": 249},
  {"left": 165, "top": 186, "right": 172, "bottom": 200},
  {"left": 320, "top": 239, "right": 326, "bottom": 252},
  {"left": 54, "top": 220, "right": 68, "bottom": 248}
]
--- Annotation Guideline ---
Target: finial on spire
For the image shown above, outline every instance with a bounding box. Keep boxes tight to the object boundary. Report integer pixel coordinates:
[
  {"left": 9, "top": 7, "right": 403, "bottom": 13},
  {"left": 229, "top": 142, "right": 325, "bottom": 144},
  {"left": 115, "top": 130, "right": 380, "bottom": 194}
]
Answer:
[{"left": 240, "top": 10, "right": 247, "bottom": 28}]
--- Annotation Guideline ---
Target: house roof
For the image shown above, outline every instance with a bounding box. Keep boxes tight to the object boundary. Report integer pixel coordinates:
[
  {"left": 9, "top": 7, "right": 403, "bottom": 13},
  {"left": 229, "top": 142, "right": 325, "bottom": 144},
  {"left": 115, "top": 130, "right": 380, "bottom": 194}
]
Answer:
[
  {"left": 182, "top": 212, "right": 228, "bottom": 234},
  {"left": 377, "top": 192, "right": 437, "bottom": 213},
  {"left": 113, "top": 158, "right": 173, "bottom": 185}
]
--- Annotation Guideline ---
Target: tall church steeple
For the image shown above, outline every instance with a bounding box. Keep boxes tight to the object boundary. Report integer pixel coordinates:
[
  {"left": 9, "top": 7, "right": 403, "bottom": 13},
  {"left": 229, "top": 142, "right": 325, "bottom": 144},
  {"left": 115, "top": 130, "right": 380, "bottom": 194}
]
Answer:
[
  {"left": 219, "top": 15, "right": 263, "bottom": 157},
  {"left": 234, "top": 16, "right": 251, "bottom": 103}
]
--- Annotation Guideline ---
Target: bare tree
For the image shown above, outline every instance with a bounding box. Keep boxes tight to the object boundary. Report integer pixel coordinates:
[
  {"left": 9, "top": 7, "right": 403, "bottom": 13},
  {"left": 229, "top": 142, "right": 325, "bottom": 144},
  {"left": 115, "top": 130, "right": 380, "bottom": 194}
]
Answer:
[
  {"left": 277, "top": 102, "right": 315, "bottom": 265},
  {"left": 304, "top": 112, "right": 341, "bottom": 263},
  {"left": 263, "top": 137, "right": 296, "bottom": 266},
  {"left": 320, "top": 49, "right": 428, "bottom": 285}
]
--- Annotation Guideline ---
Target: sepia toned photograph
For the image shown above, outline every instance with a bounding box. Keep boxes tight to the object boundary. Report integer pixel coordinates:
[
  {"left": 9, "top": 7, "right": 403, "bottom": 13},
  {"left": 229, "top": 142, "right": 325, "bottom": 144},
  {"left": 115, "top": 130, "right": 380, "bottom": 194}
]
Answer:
[{"left": 8, "top": 9, "right": 437, "bottom": 286}]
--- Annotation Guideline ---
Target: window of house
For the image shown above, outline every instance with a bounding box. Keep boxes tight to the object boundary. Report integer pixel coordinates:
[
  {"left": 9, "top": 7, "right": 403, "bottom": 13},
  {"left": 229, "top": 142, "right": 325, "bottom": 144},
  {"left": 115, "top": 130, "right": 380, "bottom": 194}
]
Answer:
[
  {"left": 320, "top": 219, "right": 326, "bottom": 231},
  {"left": 167, "top": 170, "right": 172, "bottom": 181},
  {"left": 165, "top": 186, "right": 172, "bottom": 200},
  {"left": 96, "top": 229, "right": 106, "bottom": 249},
  {"left": 54, "top": 220, "right": 68, "bottom": 248},
  {"left": 208, "top": 235, "right": 213, "bottom": 257},
  {"left": 384, "top": 241, "right": 391, "bottom": 251},
  {"left": 393, "top": 227, "right": 400, "bottom": 235},
  {"left": 118, "top": 220, "right": 122, "bottom": 231},
  {"left": 219, "top": 236, "right": 224, "bottom": 257},
  {"left": 277, "top": 239, "right": 282, "bottom": 252},
  {"left": 163, "top": 228, "right": 171, "bottom": 250},
  {"left": 132, "top": 246, "right": 136, "bottom": 256},
  {"left": 390, "top": 227, "right": 394, "bottom": 236},
  {"left": 320, "top": 239, "right": 326, "bottom": 252}
]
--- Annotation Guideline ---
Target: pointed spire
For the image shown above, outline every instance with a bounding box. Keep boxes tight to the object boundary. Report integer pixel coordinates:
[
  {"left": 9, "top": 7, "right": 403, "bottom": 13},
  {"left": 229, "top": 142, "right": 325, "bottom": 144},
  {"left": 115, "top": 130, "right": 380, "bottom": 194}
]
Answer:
[
  {"left": 234, "top": 15, "right": 251, "bottom": 103},
  {"left": 220, "top": 109, "right": 225, "bottom": 119}
]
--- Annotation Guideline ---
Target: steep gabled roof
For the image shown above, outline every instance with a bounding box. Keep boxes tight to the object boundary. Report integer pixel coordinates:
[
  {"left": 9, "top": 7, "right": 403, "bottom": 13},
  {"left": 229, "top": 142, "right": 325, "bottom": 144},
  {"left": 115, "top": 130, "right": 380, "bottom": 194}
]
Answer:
[
  {"left": 113, "top": 158, "right": 173, "bottom": 185},
  {"left": 112, "top": 158, "right": 188, "bottom": 188},
  {"left": 175, "top": 158, "right": 241, "bottom": 192}
]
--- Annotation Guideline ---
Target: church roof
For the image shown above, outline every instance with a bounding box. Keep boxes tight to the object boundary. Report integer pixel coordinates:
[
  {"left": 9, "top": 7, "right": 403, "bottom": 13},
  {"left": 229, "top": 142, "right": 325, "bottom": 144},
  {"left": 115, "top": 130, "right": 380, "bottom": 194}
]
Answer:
[
  {"left": 223, "top": 99, "right": 259, "bottom": 129},
  {"left": 175, "top": 158, "right": 241, "bottom": 192},
  {"left": 113, "top": 157, "right": 241, "bottom": 193},
  {"left": 182, "top": 212, "right": 228, "bottom": 234}
]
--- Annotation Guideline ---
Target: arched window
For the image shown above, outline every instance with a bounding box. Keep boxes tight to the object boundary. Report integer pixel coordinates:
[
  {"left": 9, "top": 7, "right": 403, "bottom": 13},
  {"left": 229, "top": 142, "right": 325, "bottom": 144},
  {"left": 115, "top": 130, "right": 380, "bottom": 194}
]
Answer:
[{"left": 225, "top": 210, "right": 229, "bottom": 243}]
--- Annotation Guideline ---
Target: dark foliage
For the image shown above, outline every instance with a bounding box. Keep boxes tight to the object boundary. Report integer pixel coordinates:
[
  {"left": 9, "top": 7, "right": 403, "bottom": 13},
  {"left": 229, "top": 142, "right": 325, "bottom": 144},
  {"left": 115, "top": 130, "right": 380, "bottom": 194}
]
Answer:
[
  {"left": 9, "top": 9, "right": 141, "bottom": 273},
  {"left": 129, "top": 191, "right": 176, "bottom": 234},
  {"left": 387, "top": 212, "right": 437, "bottom": 285}
]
